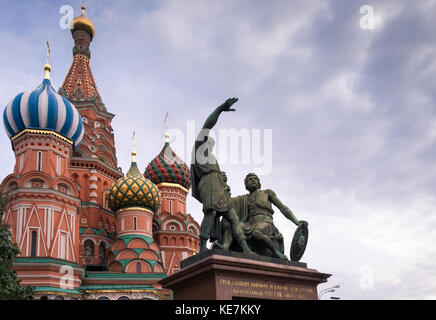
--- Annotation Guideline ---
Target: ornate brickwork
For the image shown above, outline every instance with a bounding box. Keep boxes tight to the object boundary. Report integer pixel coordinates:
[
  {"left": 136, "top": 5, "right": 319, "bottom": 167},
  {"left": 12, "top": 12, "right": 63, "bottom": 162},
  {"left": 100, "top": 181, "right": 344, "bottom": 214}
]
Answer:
[{"left": 1, "top": 5, "right": 201, "bottom": 300}]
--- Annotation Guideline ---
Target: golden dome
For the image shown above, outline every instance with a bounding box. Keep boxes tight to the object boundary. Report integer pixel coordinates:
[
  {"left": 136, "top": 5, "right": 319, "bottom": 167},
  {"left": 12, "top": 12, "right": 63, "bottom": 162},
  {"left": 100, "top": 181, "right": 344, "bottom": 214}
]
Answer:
[
  {"left": 107, "top": 138, "right": 162, "bottom": 213},
  {"left": 108, "top": 162, "right": 162, "bottom": 213},
  {"left": 71, "top": 6, "right": 95, "bottom": 39}
]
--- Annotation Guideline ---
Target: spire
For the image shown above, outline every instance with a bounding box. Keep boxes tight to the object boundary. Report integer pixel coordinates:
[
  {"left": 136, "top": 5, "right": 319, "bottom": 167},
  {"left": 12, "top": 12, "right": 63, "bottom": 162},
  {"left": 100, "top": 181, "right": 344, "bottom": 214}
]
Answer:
[
  {"left": 43, "top": 41, "right": 51, "bottom": 80},
  {"left": 132, "top": 130, "right": 137, "bottom": 163},
  {"left": 60, "top": 5, "right": 102, "bottom": 103},
  {"left": 164, "top": 112, "right": 169, "bottom": 144},
  {"left": 126, "top": 130, "right": 143, "bottom": 178},
  {"left": 59, "top": 5, "right": 119, "bottom": 174}
]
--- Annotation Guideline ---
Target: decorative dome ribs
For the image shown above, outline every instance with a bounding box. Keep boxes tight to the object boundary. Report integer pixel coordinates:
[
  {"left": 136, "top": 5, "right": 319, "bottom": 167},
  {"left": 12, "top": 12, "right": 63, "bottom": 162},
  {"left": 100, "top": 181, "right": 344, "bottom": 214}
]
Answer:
[
  {"left": 145, "top": 142, "right": 190, "bottom": 190},
  {"left": 3, "top": 69, "right": 84, "bottom": 147},
  {"left": 108, "top": 155, "right": 161, "bottom": 214}
]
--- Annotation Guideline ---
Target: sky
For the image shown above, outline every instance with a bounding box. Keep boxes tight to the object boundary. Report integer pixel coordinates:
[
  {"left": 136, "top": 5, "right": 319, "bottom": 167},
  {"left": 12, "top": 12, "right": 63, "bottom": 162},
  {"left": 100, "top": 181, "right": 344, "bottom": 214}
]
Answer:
[{"left": 1, "top": 0, "right": 436, "bottom": 299}]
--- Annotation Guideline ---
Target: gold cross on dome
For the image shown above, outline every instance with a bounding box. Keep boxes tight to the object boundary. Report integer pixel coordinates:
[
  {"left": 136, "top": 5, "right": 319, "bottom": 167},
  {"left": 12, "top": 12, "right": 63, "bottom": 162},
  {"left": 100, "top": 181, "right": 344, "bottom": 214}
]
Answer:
[
  {"left": 132, "top": 130, "right": 136, "bottom": 152},
  {"left": 46, "top": 41, "right": 50, "bottom": 65},
  {"left": 131, "top": 130, "right": 137, "bottom": 162},
  {"left": 164, "top": 112, "right": 169, "bottom": 143},
  {"left": 164, "top": 112, "right": 168, "bottom": 132}
]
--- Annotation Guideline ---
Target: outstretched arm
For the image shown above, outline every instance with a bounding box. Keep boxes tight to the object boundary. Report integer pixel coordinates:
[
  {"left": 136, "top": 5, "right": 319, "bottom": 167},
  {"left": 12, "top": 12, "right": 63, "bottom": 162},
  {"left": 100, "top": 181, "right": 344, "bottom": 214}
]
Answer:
[
  {"left": 193, "top": 98, "right": 239, "bottom": 161},
  {"left": 268, "top": 190, "right": 305, "bottom": 226},
  {"left": 202, "top": 98, "right": 238, "bottom": 129}
]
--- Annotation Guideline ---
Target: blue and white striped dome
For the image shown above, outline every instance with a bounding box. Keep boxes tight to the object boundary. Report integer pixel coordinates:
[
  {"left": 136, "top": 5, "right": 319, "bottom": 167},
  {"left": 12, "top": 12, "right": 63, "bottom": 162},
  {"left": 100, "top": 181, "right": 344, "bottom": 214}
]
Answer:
[{"left": 3, "top": 77, "right": 84, "bottom": 147}]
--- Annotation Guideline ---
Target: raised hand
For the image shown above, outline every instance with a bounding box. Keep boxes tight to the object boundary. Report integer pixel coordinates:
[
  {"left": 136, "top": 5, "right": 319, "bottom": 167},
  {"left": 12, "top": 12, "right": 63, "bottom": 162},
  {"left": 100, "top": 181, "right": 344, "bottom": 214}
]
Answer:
[
  {"left": 220, "top": 97, "right": 238, "bottom": 112},
  {"left": 201, "top": 97, "right": 239, "bottom": 130}
]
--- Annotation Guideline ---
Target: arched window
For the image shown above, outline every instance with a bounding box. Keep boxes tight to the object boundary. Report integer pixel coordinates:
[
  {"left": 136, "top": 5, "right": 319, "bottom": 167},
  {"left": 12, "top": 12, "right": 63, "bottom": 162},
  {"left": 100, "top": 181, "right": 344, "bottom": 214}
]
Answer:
[
  {"left": 83, "top": 239, "right": 94, "bottom": 265},
  {"left": 59, "top": 232, "right": 67, "bottom": 260},
  {"left": 136, "top": 262, "right": 141, "bottom": 273},
  {"left": 102, "top": 190, "right": 109, "bottom": 210},
  {"left": 30, "top": 230, "right": 37, "bottom": 257},
  {"left": 117, "top": 296, "right": 129, "bottom": 300},
  {"left": 56, "top": 156, "right": 61, "bottom": 175},
  {"left": 57, "top": 183, "right": 70, "bottom": 195},
  {"left": 133, "top": 217, "right": 137, "bottom": 231},
  {"left": 36, "top": 151, "right": 42, "bottom": 171},
  {"left": 169, "top": 200, "right": 172, "bottom": 214},
  {"left": 99, "top": 242, "right": 106, "bottom": 265},
  {"left": 84, "top": 240, "right": 94, "bottom": 255},
  {"left": 19, "top": 154, "right": 24, "bottom": 172}
]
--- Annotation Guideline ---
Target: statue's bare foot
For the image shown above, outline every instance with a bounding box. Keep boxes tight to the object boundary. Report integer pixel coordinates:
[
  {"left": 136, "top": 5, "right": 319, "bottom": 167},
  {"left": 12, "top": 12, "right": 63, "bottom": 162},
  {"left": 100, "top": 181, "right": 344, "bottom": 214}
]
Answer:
[
  {"left": 275, "top": 252, "right": 288, "bottom": 260},
  {"left": 212, "top": 242, "right": 228, "bottom": 250}
]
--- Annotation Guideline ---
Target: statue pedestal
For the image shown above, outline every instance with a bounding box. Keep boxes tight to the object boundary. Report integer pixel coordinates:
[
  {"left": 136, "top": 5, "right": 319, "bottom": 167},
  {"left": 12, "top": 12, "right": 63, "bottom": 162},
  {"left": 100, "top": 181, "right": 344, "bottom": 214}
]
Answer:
[{"left": 160, "top": 249, "right": 331, "bottom": 300}]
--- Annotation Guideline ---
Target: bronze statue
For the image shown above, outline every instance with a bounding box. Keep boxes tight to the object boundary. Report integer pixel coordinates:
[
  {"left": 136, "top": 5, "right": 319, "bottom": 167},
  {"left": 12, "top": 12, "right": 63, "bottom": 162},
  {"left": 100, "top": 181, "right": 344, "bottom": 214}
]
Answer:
[
  {"left": 217, "top": 173, "right": 308, "bottom": 260},
  {"left": 190, "top": 98, "right": 255, "bottom": 254}
]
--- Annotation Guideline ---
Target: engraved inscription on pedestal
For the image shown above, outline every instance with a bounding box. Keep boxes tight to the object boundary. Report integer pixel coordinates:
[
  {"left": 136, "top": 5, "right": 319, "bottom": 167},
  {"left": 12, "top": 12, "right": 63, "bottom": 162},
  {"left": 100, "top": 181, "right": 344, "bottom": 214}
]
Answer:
[{"left": 216, "top": 274, "right": 317, "bottom": 300}]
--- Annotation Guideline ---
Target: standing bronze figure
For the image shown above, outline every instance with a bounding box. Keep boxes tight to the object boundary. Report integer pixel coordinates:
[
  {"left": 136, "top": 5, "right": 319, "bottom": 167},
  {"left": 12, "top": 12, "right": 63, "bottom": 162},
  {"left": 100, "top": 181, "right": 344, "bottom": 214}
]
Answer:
[{"left": 190, "top": 98, "right": 255, "bottom": 254}]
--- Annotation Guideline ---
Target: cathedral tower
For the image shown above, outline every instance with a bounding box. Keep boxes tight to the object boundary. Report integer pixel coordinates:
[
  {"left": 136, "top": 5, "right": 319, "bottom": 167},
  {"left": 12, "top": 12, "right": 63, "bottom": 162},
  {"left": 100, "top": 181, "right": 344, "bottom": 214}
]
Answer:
[
  {"left": 106, "top": 136, "right": 164, "bottom": 274},
  {"left": 1, "top": 54, "right": 84, "bottom": 294},
  {"left": 59, "top": 6, "right": 123, "bottom": 268}
]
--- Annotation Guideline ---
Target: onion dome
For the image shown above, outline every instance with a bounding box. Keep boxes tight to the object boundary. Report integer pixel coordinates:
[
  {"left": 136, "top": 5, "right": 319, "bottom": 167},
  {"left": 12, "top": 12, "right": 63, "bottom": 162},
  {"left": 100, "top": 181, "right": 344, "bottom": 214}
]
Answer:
[
  {"left": 145, "top": 133, "right": 191, "bottom": 190},
  {"left": 108, "top": 135, "right": 162, "bottom": 213},
  {"left": 3, "top": 60, "right": 84, "bottom": 147},
  {"left": 71, "top": 5, "right": 95, "bottom": 39}
]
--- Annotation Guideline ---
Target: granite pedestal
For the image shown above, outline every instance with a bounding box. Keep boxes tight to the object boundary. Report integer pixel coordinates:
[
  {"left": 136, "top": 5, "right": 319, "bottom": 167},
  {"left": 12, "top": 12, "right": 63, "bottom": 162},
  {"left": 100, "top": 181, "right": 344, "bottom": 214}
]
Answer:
[{"left": 160, "top": 249, "right": 331, "bottom": 300}]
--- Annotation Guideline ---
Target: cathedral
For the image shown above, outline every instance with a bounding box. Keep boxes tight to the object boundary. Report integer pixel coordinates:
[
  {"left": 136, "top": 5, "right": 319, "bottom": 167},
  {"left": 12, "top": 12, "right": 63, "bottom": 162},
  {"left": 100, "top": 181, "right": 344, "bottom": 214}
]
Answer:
[{"left": 1, "top": 6, "right": 200, "bottom": 300}]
